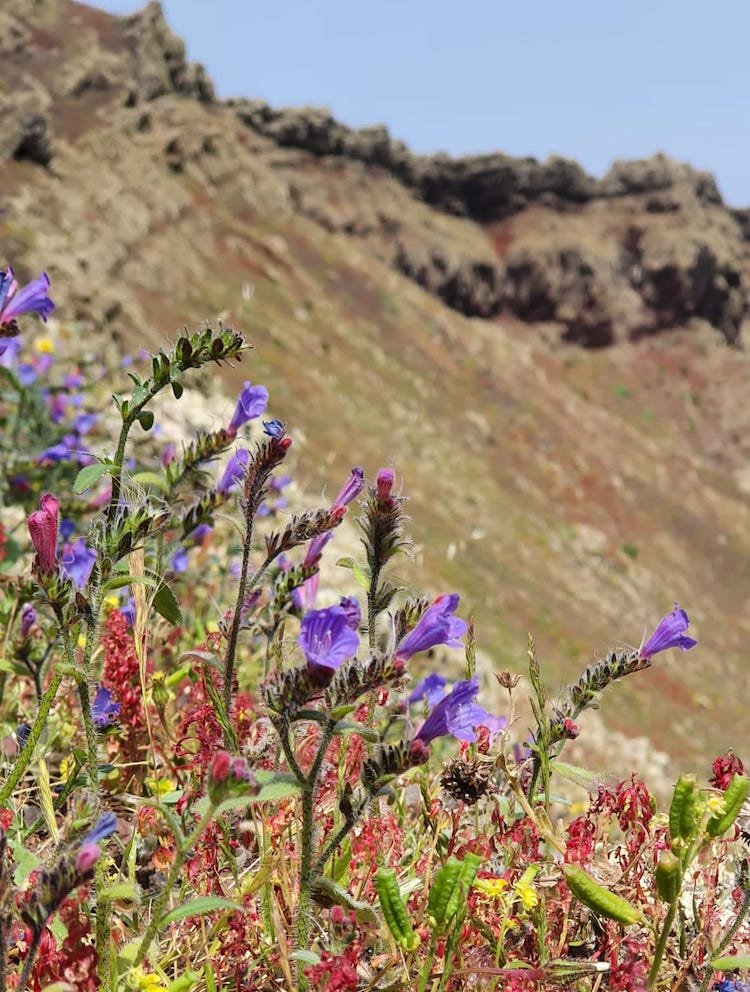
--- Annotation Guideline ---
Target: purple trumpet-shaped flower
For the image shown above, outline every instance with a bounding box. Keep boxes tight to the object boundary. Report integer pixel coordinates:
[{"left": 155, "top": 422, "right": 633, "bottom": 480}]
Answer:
[
  {"left": 170, "top": 546, "right": 189, "bottom": 573},
  {"left": 640, "top": 604, "right": 697, "bottom": 660},
  {"left": 332, "top": 466, "right": 365, "bottom": 509},
  {"left": 75, "top": 812, "right": 118, "bottom": 875},
  {"left": 396, "top": 593, "right": 468, "bottom": 661},
  {"left": 415, "top": 677, "right": 500, "bottom": 744},
  {"left": 228, "top": 381, "right": 269, "bottom": 433},
  {"left": 20, "top": 603, "right": 36, "bottom": 638},
  {"left": 61, "top": 537, "right": 96, "bottom": 588},
  {"left": 339, "top": 595, "right": 361, "bottom": 630},
  {"left": 408, "top": 672, "right": 448, "bottom": 708},
  {"left": 0, "top": 267, "right": 54, "bottom": 337},
  {"left": 218, "top": 449, "right": 250, "bottom": 492},
  {"left": 92, "top": 685, "right": 120, "bottom": 729},
  {"left": 297, "top": 605, "right": 359, "bottom": 674}
]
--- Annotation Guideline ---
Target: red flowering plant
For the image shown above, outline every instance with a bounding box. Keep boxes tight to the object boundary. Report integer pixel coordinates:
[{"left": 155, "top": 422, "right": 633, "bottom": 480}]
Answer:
[{"left": 1, "top": 281, "right": 750, "bottom": 992}]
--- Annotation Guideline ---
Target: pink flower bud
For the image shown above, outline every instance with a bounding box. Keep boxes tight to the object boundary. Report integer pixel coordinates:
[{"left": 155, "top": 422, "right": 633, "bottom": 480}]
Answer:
[
  {"left": 74, "top": 842, "right": 100, "bottom": 876},
  {"left": 376, "top": 468, "right": 395, "bottom": 500},
  {"left": 210, "top": 751, "right": 231, "bottom": 785},
  {"left": 27, "top": 493, "right": 59, "bottom": 574}
]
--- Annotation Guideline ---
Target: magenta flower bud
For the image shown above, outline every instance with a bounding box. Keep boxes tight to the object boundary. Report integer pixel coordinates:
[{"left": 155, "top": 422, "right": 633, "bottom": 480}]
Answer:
[
  {"left": 640, "top": 603, "right": 697, "bottom": 659},
  {"left": 210, "top": 751, "right": 231, "bottom": 785},
  {"left": 74, "top": 842, "right": 100, "bottom": 876},
  {"left": 376, "top": 468, "right": 395, "bottom": 500},
  {"left": 27, "top": 493, "right": 60, "bottom": 574},
  {"left": 331, "top": 467, "right": 364, "bottom": 509}
]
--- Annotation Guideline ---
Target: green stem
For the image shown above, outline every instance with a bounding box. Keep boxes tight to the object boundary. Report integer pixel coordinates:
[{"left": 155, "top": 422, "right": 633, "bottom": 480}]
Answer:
[
  {"left": 134, "top": 805, "right": 215, "bottom": 967},
  {"left": 648, "top": 900, "right": 677, "bottom": 990},
  {"left": 0, "top": 668, "right": 63, "bottom": 803},
  {"left": 416, "top": 934, "right": 437, "bottom": 992}
]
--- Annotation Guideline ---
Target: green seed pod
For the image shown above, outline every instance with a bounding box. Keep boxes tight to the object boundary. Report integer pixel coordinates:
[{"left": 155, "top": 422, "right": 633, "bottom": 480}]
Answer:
[
  {"left": 442, "top": 852, "right": 484, "bottom": 924},
  {"left": 428, "top": 858, "right": 463, "bottom": 930},
  {"left": 706, "top": 774, "right": 750, "bottom": 838},
  {"left": 562, "top": 864, "right": 641, "bottom": 926},
  {"left": 375, "top": 868, "right": 420, "bottom": 951},
  {"left": 669, "top": 774, "right": 698, "bottom": 843},
  {"left": 655, "top": 851, "right": 682, "bottom": 904}
]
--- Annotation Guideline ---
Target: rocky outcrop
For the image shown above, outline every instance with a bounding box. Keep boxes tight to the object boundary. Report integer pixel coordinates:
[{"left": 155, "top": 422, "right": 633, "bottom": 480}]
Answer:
[{"left": 235, "top": 102, "right": 748, "bottom": 346}]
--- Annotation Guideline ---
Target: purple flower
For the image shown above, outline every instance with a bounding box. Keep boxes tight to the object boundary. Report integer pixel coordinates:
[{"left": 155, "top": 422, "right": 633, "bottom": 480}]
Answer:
[
  {"left": 263, "top": 419, "right": 285, "bottom": 439},
  {"left": 170, "top": 546, "right": 189, "bottom": 573},
  {"left": 339, "top": 595, "right": 361, "bottom": 630},
  {"left": 61, "top": 537, "right": 96, "bottom": 588},
  {"left": 292, "top": 572, "right": 319, "bottom": 612},
  {"left": 408, "top": 672, "right": 447, "bottom": 708},
  {"left": 332, "top": 466, "right": 365, "bottom": 509},
  {"left": 92, "top": 685, "right": 120, "bottom": 729},
  {"left": 120, "top": 596, "right": 136, "bottom": 626},
  {"left": 297, "top": 605, "right": 359, "bottom": 672},
  {"left": 269, "top": 473, "right": 292, "bottom": 492},
  {"left": 72, "top": 412, "right": 98, "bottom": 435},
  {"left": 84, "top": 811, "right": 118, "bottom": 845},
  {"left": 396, "top": 594, "right": 468, "bottom": 661},
  {"left": 228, "top": 381, "right": 268, "bottom": 432},
  {"left": 303, "top": 530, "right": 333, "bottom": 569},
  {"left": 20, "top": 603, "right": 36, "bottom": 638},
  {"left": 161, "top": 442, "right": 176, "bottom": 466},
  {"left": 192, "top": 523, "right": 212, "bottom": 542},
  {"left": 0, "top": 267, "right": 54, "bottom": 330},
  {"left": 415, "top": 677, "right": 496, "bottom": 744},
  {"left": 75, "top": 811, "right": 117, "bottom": 873},
  {"left": 59, "top": 518, "right": 76, "bottom": 540},
  {"left": 218, "top": 449, "right": 249, "bottom": 493},
  {"left": 640, "top": 604, "right": 697, "bottom": 659}
]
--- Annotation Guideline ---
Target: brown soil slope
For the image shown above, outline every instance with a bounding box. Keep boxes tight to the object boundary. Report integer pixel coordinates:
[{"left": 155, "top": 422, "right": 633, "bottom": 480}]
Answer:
[{"left": 2, "top": 0, "right": 750, "bottom": 776}]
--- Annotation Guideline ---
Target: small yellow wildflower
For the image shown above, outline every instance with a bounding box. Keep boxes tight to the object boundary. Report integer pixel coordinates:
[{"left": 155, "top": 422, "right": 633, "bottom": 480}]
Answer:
[
  {"left": 35, "top": 337, "right": 55, "bottom": 354},
  {"left": 514, "top": 879, "right": 538, "bottom": 912},
  {"left": 474, "top": 876, "right": 508, "bottom": 899},
  {"left": 103, "top": 594, "right": 121, "bottom": 610},
  {"left": 145, "top": 777, "right": 176, "bottom": 798},
  {"left": 707, "top": 794, "right": 726, "bottom": 815},
  {"left": 127, "top": 967, "right": 168, "bottom": 991}
]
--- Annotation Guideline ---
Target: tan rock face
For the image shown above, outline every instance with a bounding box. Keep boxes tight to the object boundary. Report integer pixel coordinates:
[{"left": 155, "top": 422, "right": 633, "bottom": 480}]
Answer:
[{"left": 2, "top": 0, "right": 749, "bottom": 774}]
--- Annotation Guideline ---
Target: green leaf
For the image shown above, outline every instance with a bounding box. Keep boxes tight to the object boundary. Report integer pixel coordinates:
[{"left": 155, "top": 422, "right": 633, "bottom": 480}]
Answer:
[
  {"left": 73, "top": 462, "right": 110, "bottom": 494},
  {"left": 0, "top": 658, "right": 32, "bottom": 676},
  {"left": 710, "top": 955, "right": 750, "bottom": 971},
  {"left": 336, "top": 556, "right": 371, "bottom": 590},
  {"left": 100, "top": 882, "right": 137, "bottom": 903},
  {"left": 137, "top": 409, "right": 155, "bottom": 431},
  {"left": 166, "top": 974, "right": 200, "bottom": 992},
  {"left": 152, "top": 582, "right": 182, "bottom": 625},
  {"left": 290, "top": 950, "right": 320, "bottom": 965},
  {"left": 171, "top": 380, "right": 184, "bottom": 399},
  {"left": 131, "top": 471, "right": 169, "bottom": 492},
  {"left": 160, "top": 896, "right": 243, "bottom": 926},
  {"left": 251, "top": 780, "right": 302, "bottom": 803},
  {"left": 331, "top": 721, "right": 380, "bottom": 743}
]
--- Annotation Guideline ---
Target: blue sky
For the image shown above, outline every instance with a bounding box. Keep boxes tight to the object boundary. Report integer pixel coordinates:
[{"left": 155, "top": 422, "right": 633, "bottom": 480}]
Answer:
[{"left": 95, "top": 0, "right": 750, "bottom": 206}]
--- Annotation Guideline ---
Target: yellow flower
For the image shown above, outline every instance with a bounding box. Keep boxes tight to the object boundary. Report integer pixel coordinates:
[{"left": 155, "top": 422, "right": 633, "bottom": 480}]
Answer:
[
  {"left": 474, "top": 876, "right": 508, "bottom": 899},
  {"left": 514, "top": 879, "right": 538, "bottom": 911},
  {"left": 707, "top": 794, "right": 726, "bottom": 815},
  {"left": 35, "top": 337, "right": 55, "bottom": 354},
  {"left": 145, "top": 777, "right": 176, "bottom": 798},
  {"left": 127, "top": 967, "right": 167, "bottom": 991}
]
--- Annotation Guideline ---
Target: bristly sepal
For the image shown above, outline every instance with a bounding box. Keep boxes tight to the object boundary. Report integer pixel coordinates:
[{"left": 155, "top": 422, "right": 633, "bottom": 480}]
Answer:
[
  {"left": 265, "top": 506, "right": 346, "bottom": 561},
  {"left": 358, "top": 469, "right": 411, "bottom": 577}
]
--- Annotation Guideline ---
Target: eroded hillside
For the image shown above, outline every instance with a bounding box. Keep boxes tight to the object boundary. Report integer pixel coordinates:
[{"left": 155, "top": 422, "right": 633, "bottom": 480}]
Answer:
[{"left": 2, "top": 0, "right": 750, "bottom": 777}]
